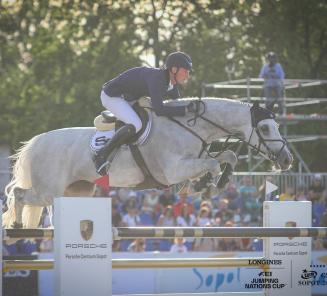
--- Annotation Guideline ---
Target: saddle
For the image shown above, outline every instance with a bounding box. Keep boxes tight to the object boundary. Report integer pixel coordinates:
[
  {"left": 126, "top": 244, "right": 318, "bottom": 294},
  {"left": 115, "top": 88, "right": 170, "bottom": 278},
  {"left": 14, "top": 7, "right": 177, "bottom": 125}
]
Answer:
[
  {"left": 94, "top": 103, "right": 149, "bottom": 142},
  {"left": 92, "top": 101, "right": 166, "bottom": 189}
]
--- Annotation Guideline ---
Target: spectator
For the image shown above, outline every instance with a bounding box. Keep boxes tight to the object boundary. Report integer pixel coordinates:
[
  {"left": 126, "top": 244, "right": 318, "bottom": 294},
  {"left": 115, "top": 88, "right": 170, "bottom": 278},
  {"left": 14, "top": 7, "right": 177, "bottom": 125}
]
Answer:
[
  {"left": 308, "top": 174, "right": 325, "bottom": 203},
  {"left": 199, "top": 200, "right": 213, "bottom": 215},
  {"left": 170, "top": 237, "right": 188, "bottom": 253},
  {"left": 127, "top": 190, "right": 143, "bottom": 209},
  {"left": 122, "top": 201, "right": 141, "bottom": 227},
  {"left": 280, "top": 186, "right": 295, "bottom": 201},
  {"left": 239, "top": 176, "right": 260, "bottom": 221},
  {"left": 320, "top": 209, "right": 327, "bottom": 249},
  {"left": 217, "top": 221, "right": 242, "bottom": 251},
  {"left": 239, "top": 176, "right": 258, "bottom": 200},
  {"left": 196, "top": 207, "right": 211, "bottom": 227},
  {"left": 112, "top": 203, "right": 123, "bottom": 251},
  {"left": 176, "top": 203, "right": 196, "bottom": 250},
  {"left": 127, "top": 238, "right": 146, "bottom": 252},
  {"left": 173, "top": 191, "right": 194, "bottom": 218},
  {"left": 193, "top": 222, "right": 219, "bottom": 251},
  {"left": 176, "top": 203, "right": 196, "bottom": 227},
  {"left": 313, "top": 191, "right": 326, "bottom": 226},
  {"left": 295, "top": 186, "right": 308, "bottom": 201},
  {"left": 112, "top": 203, "right": 123, "bottom": 227},
  {"left": 259, "top": 52, "right": 285, "bottom": 113},
  {"left": 224, "top": 181, "right": 239, "bottom": 201},
  {"left": 158, "top": 188, "right": 176, "bottom": 213},
  {"left": 117, "top": 188, "right": 132, "bottom": 205},
  {"left": 215, "top": 198, "right": 234, "bottom": 224},
  {"left": 244, "top": 195, "right": 262, "bottom": 223},
  {"left": 157, "top": 205, "right": 176, "bottom": 226},
  {"left": 141, "top": 189, "right": 160, "bottom": 215}
]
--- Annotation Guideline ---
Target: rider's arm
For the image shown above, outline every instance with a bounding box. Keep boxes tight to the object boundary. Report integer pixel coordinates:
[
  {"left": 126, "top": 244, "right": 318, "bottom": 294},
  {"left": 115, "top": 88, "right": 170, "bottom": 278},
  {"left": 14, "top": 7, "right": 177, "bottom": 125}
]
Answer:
[{"left": 147, "top": 77, "right": 185, "bottom": 117}]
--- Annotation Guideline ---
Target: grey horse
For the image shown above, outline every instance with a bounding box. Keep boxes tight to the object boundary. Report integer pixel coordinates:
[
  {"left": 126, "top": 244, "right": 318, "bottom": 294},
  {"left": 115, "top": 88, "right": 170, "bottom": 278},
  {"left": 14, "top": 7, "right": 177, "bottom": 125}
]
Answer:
[{"left": 4, "top": 98, "right": 293, "bottom": 228}]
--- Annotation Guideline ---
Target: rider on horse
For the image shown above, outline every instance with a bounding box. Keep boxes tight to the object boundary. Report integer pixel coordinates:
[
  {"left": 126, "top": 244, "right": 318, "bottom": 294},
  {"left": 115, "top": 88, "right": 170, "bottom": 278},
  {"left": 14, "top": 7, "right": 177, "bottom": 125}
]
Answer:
[{"left": 95, "top": 51, "right": 193, "bottom": 175}]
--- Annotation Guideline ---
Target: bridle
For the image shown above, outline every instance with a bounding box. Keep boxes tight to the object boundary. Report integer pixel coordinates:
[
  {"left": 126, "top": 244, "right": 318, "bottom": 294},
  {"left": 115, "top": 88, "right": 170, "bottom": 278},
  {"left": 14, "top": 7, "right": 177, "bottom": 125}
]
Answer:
[
  {"left": 166, "top": 100, "right": 287, "bottom": 163},
  {"left": 248, "top": 102, "right": 287, "bottom": 162}
]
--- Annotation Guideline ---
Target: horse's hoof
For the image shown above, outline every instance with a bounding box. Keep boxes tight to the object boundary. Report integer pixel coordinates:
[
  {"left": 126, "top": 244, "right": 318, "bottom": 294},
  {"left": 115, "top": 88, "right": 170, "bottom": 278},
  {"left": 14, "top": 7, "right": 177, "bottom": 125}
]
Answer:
[
  {"left": 11, "top": 222, "right": 23, "bottom": 229},
  {"left": 193, "top": 172, "right": 212, "bottom": 192}
]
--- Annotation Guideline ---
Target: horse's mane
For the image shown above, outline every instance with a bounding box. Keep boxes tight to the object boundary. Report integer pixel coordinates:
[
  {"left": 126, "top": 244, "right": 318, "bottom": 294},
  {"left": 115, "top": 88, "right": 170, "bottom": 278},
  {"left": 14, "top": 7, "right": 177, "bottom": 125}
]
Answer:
[{"left": 165, "top": 97, "right": 251, "bottom": 108}]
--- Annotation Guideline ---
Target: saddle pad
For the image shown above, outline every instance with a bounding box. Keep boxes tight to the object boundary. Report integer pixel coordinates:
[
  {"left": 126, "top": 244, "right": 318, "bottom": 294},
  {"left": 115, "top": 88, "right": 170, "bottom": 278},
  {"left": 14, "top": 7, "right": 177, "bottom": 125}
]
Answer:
[
  {"left": 90, "top": 112, "right": 152, "bottom": 152},
  {"left": 90, "top": 130, "right": 115, "bottom": 152}
]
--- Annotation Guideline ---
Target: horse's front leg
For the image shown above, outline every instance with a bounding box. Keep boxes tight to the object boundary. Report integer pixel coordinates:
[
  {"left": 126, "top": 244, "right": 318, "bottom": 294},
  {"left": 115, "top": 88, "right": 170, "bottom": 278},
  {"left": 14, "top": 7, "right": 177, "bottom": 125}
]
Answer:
[
  {"left": 163, "top": 158, "right": 221, "bottom": 185},
  {"left": 214, "top": 150, "right": 238, "bottom": 189}
]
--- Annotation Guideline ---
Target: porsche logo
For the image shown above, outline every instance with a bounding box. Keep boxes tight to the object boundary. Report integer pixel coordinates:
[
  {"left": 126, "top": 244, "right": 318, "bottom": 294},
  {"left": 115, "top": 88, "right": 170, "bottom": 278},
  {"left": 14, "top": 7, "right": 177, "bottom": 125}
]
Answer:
[{"left": 80, "top": 220, "right": 93, "bottom": 241}]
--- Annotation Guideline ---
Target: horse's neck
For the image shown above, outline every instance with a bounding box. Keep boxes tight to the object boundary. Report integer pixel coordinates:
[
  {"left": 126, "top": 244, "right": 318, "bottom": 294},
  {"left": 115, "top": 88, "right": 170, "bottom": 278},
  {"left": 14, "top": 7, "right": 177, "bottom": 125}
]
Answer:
[{"left": 178, "top": 99, "right": 251, "bottom": 142}]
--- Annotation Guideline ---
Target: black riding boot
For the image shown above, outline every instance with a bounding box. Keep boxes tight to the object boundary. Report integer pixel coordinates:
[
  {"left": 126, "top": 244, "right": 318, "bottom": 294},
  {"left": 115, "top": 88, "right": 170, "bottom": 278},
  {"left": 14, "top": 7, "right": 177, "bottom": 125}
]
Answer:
[{"left": 95, "top": 124, "right": 136, "bottom": 175}]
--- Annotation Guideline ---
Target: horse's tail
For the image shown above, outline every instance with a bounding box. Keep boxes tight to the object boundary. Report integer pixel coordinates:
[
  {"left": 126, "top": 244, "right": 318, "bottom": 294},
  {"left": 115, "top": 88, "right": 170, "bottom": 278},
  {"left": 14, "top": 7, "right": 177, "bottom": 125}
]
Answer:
[
  {"left": 5, "top": 135, "right": 41, "bottom": 199},
  {"left": 4, "top": 135, "right": 42, "bottom": 228},
  {"left": 22, "top": 205, "right": 44, "bottom": 228}
]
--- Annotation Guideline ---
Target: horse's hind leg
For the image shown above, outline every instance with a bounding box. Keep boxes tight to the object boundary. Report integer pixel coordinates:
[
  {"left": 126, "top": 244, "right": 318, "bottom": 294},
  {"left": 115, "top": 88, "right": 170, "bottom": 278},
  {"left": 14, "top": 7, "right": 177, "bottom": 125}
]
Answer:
[
  {"left": 22, "top": 205, "right": 44, "bottom": 228},
  {"left": 3, "top": 187, "right": 25, "bottom": 228},
  {"left": 3, "top": 187, "right": 45, "bottom": 229}
]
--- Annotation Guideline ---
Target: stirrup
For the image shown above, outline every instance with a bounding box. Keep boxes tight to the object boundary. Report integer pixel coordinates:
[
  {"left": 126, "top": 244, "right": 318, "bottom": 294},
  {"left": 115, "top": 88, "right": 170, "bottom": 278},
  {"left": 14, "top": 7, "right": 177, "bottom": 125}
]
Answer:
[
  {"left": 96, "top": 148, "right": 120, "bottom": 175},
  {"left": 97, "top": 160, "right": 110, "bottom": 175}
]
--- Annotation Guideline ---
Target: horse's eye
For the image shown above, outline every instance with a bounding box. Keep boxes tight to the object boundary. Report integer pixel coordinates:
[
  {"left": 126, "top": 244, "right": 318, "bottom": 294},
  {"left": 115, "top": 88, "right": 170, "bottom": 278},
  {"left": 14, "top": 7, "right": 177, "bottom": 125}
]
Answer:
[{"left": 260, "top": 124, "right": 269, "bottom": 135}]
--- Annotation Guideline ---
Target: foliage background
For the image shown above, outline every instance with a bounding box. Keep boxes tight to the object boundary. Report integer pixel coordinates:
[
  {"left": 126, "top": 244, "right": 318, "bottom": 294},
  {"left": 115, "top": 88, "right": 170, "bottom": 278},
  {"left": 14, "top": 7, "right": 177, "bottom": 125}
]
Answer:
[{"left": 1, "top": 0, "right": 326, "bottom": 171}]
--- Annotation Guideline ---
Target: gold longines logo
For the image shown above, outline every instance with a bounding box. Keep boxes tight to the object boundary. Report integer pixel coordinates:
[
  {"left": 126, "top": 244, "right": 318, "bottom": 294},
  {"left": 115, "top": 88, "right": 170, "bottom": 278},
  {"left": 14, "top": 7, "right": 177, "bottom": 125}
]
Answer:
[{"left": 80, "top": 220, "right": 93, "bottom": 241}]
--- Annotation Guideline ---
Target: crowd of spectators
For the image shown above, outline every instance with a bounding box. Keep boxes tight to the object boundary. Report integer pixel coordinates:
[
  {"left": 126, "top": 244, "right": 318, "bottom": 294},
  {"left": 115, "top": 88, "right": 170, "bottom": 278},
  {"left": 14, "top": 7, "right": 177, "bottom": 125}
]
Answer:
[
  {"left": 3, "top": 175, "right": 327, "bottom": 255},
  {"left": 104, "top": 174, "right": 327, "bottom": 253}
]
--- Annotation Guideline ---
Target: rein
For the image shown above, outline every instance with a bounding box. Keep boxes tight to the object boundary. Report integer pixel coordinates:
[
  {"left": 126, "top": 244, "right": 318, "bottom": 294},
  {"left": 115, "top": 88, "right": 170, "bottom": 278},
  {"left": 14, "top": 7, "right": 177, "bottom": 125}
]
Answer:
[{"left": 166, "top": 100, "right": 286, "bottom": 163}]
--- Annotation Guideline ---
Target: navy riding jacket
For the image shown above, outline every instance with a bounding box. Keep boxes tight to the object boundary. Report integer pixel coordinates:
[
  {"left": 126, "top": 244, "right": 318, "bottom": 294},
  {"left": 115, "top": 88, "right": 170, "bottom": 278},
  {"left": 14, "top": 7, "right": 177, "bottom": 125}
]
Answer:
[{"left": 102, "top": 66, "right": 185, "bottom": 117}]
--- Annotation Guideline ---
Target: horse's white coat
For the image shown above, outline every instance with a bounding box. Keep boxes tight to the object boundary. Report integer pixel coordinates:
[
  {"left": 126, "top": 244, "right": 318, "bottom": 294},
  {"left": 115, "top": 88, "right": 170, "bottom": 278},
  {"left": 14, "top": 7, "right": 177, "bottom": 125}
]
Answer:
[{"left": 4, "top": 98, "right": 292, "bottom": 228}]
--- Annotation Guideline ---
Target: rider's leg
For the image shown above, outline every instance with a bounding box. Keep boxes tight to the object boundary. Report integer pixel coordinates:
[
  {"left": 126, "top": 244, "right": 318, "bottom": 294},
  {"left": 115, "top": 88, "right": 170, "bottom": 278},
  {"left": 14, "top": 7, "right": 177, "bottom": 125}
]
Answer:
[
  {"left": 95, "top": 91, "right": 142, "bottom": 175},
  {"left": 100, "top": 91, "right": 142, "bottom": 132}
]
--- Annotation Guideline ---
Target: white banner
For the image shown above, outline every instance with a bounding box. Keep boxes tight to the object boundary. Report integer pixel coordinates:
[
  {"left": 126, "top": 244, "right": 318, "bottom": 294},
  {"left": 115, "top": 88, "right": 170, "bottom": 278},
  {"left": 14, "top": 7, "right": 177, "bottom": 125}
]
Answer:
[{"left": 54, "top": 197, "right": 112, "bottom": 296}]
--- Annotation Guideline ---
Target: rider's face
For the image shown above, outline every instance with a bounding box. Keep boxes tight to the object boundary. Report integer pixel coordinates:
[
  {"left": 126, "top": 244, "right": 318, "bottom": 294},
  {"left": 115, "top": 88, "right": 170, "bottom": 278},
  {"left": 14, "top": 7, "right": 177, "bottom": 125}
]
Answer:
[{"left": 171, "top": 67, "right": 189, "bottom": 84}]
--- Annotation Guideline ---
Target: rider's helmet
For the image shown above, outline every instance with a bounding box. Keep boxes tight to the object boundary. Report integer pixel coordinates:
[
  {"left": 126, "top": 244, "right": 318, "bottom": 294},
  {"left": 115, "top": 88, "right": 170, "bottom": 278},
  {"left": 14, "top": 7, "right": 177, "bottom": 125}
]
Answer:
[
  {"left": 267, "top": 52, "right": 277, "bottom": 64},
  {"left": 165, "top": 51, "right": 193, "bottom": 71}
]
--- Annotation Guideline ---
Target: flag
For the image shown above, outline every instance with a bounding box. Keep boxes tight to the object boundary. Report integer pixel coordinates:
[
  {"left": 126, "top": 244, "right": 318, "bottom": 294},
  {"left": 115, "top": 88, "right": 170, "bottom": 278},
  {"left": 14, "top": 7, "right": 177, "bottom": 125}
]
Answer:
[
  {"left": 266, "top": 180, "right": 278, "bottom": 196},
  {"left": 94, "top": 175, "right": 110, "bottom": 195}
]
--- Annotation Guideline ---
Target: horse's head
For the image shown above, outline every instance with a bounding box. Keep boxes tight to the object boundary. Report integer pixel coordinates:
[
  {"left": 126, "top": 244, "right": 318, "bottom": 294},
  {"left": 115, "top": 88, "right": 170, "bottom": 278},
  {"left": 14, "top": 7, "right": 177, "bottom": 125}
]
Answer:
[{"left": 247, "top": 103, "right": 293, "bottom": 170}]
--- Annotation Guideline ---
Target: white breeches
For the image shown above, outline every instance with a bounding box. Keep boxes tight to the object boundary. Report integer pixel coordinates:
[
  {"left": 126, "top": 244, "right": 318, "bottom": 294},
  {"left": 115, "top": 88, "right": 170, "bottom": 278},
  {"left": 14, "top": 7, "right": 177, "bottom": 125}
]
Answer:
[{"left": 101, "top": 91, "right": 142, "bottom": 132}]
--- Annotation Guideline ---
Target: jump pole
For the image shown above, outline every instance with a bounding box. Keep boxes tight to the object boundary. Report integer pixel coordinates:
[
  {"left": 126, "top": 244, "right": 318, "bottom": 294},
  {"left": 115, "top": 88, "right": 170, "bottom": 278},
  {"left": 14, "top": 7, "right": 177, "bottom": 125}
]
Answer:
[{"left": 4, "top": 226, "right": 327, "bottom": 240}]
